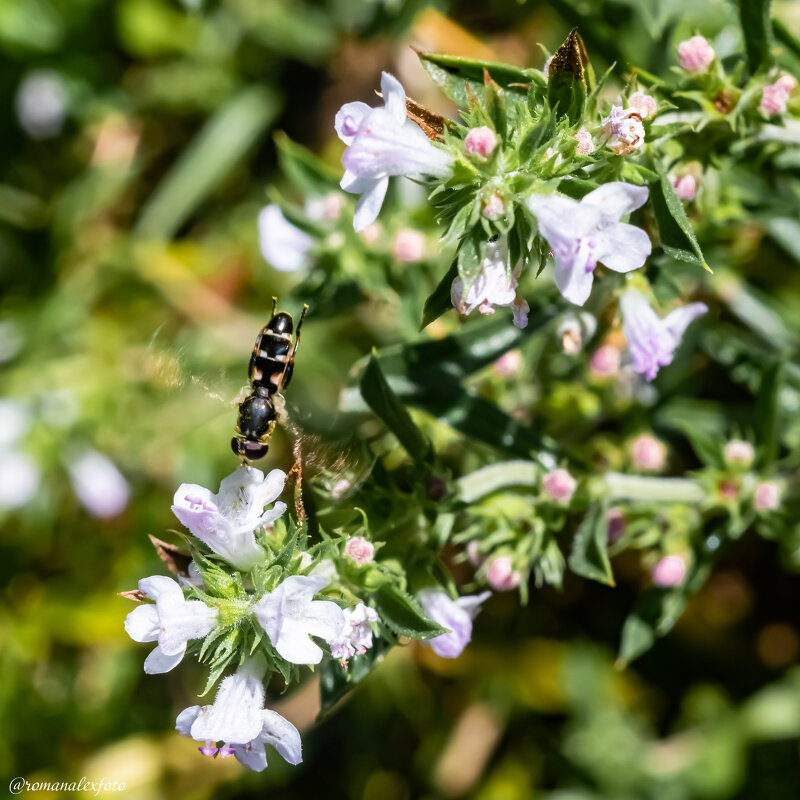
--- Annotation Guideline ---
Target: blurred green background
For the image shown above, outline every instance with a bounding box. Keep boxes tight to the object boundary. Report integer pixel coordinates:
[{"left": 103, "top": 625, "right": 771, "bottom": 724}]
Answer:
[{"left": 2, "top": 0, "right": 800, "bottom": 798}]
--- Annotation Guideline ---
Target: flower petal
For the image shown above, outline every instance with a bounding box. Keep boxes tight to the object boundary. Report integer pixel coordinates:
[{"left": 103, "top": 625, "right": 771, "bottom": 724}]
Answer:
[
  {"left": 191, "top": 666, "right": 266, "bottom": 744},
  {"left": 303, "top": 600, "right": 345, "bottom": 641},
  {"left": 595, "top": 222, "right": 651, "bottom": 273},
  {"left": 138, "top": 574, "right": 184, "bottom": 602},
  {"left": 260, "top": 709, "right": 303, "bottom": 765},
  {"left": 553, "top": 260, "right": 595, "bottom": 306},
  {"left": 257, "top": 205, "right": 313, "bottom": 273},
  {"left": 176, "top": 705, "right": 203, "bottom": 737},
  {"left": 380, "top": 71, "right": 406, "bottom": 124},
  {"left": 340, "top": 170, "right": 374, "bottom": 195},
  {"left": 456, "top": 591, "right": 492, "bottom": 619},
  {"left": 233, "top": 742, "right": 269, "bottom": 772},
  {"left": 583, "top": 181, "right": 649, "bottom": 221},
  {"left": 528, "top": 194, "right": 599, "bottom": 240},
  {"left": 258, "top": 468, "right": 287, "bottom": 505},
  {"left": 124, "top": 604, "right": 160, "bottom": 643},
  {"left": 255, "top": 500, "right": 287, "bottom": 529},
  {"left": 276, "top": 621, "right": 324, "bottom": 665},
  {"left": 662, "top": 302, "right": 708, "bottom": 344},
  {"left": 144, "top": 643, "right": 185, "bottom": 674},
  {"left": 158, "top": 599, "right": 218, "bottom": 656},
  {"left": 334, "top": 101, "right": 371, "bottom": 146},
  {"left": 352, "top": 176, "right": 388, "bottom": 232}
]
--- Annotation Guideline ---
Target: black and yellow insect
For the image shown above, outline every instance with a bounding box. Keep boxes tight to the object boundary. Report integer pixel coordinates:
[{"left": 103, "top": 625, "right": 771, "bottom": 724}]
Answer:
[{"left": 231, "top": 299, "right": 308, "bottom": 461}]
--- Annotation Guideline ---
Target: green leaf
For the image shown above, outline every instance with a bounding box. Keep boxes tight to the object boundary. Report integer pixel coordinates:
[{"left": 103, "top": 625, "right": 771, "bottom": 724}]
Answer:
[
  {"left": 650, "top": 168, "right": 710, "bottom": 271},
  {"left": 420, "top": 259, "right": 458, "bottom": 329},
  {"left": 757, "top": 360, "right": 783, "bottom": 466},
  {"left": 135, "top": 86, "right": 279, "bottom": 239},
  {"left": 319, "top": 638, "right": 389, "bottom": 715},
  {"left": 418, "top": 51, "right": 541, "bottom": 107},
  {"left": 739, "top": 0, "right": 774, "bottom": 74},
  {"left": 483, "top": 70, "right": 507, "bottom": 138},
  {"left": 372, "top": 584, "right": 446, "bottom": 639},
  {"left": 569, "top": 502, "right": 615, "bottom": 586},
  {"left": 774, "top": 18, "right": 800, "bottom": 61},
  {"left": 546, "top": 28, "right": 588, "bottom": 124},
  {"left": 274, "top": 131, "right": 341, "bottom": 196},
  {"left": 359, "top": 354, "right": 431, "bottom": 465},
  {"left": 457, "top": 460, "right": 538, "bottom": 502}
]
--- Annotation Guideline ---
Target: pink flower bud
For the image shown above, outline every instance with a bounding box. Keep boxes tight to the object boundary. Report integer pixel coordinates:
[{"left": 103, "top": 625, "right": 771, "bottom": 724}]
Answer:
[
  {"left": 760, "top": 82, "right": 790, "bottom": 115},
  {"left": 628, "top": 92, "right": 657, "bottom": 118},
  {"left": 754, "top": 481, "right": 781, "bottom": 511},
  {"left": 361, "top": 223, "right": 381, "bottom": 244},
  {"left": 464, "top": 126, "right": 497, "bottom": 158},
  {"left": 630, "top": 434, "right": 666, "bottom": 472},
  {"left": 678, "top": 36, "right": 715, "bottom": 73},
  {"left": 724, "top": 440, "right": 754, "bottom": 468},
  {"left": 777, "top": 75, "right": 797, "bottom": 93},
  {"left": 344, "top": 536, "right": 374, "bottom": 566},
  {"left": 492, "top": 349, "right": 522, "bottom": 377},
  {"left": 574, "top": 128, "right": 594, "bottom": 155},
  {"left": 482, "top": 193, "right": 505, "bottom": 220},
  {"left": 671, "top": 174, "right": 697, "bottom": 201},
  {"left": 542, "top": 468, "right": 577, "bottom": 504},
  {"left": 651, "top": 554, "right": 687, "bottom": 587},
  {"left": 392, "top": 228, "right": 425, "bottom": 262},
  {"left": 607, "top": 507, "right": 626, "bottom": 542},
  {"left": 467, "top": 540, "right": 485, "bottom": 566},
  {"left": 590, "top": 345, "right": 621, "bottom": 378},
  {"left": 486, "top": 555, "right": 520, "bottom": 591}
]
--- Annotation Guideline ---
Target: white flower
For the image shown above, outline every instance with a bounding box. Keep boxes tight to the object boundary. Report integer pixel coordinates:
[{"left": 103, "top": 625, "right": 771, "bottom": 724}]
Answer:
[
  {"left": 528, "top": 183, "right": 651, "bottom": 306},
  {"left": 419, "top": 589, "right": 491, "bottom": 658},
  {"left": 68, "top": 449, "right": 129, "bottom": 519},
  {"left": 328, "top": 603, "right": 379, "bottom": 661},
  {"left": 176, "top": 654, "right": 302, "bottom": 772},
  {"left": 601, "top": 105, "right": 645, "bottom": 154},
  {"left": 620, "top": 289, "right": 708, "bottom": 380},
  {"left": 254, "top": 575, "right": 345, "bottom": 664},
  {"left": 257, "top": 204, "right": 314, "bottom": 272},
  {"left": 15, "top": 70, "right": 68, "bottom": 139},
  {"left": 450, "top": 238, "right": 529, "bottom": 328},
  {"left": 124, "top": 575, "right": 217, "bottom": 674},
  {"left": 0, "top": 450, "right": 40, "bottom": 510},
  {"left": 336, "top": 72, "right": 452, "bottom": 231},
  {"left": 171, "top": 466, "right": 286, "bottom": 571}
]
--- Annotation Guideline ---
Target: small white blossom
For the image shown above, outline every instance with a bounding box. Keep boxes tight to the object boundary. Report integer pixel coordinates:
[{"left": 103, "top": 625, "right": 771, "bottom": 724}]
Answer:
[
  {"left": 68, "top": 449, "right": 129, "bottom": 519},
  {"left": 171, "top": 466, "right": 286, "bottom": 571},
  {"left": 15, "top": 70, "right": 68, "bottom": 139},
  {"left": 124, "top": 575, "right": 217, "bottom": 674},
  {"left": 451, "top": 238, "right": 529, "bottom": 328},
  {"left": 528, "top": 183, "right": 651, "bottom": 306},
  {"left": 257, "top": 204, "right": 314, "bottom": 273},
  {"left": 254, "top": 575, "right": 345, "bottom": 664},
  {"left": 176, "top": 654, "right": 302, "bottom": 772},
  {"left": 328, "top": 603, "right": 379, "bottom": 662},
  {"left": 601, "top": 105, "right": 645, "bottom": 154},
  {"left": 335, "top": 72, "right": 452, "bottom": 231}
]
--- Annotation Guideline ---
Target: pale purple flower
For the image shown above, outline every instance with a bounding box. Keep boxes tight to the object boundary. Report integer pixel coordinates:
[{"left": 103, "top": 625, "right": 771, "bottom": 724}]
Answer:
[
  {"left": 15, "top": 70, "right": 68, "bottom": 139},
  {"left": 628, "top": 92, "right": 657, "bottom": 119},
  {"left": 464, "top": 126, "right": 497, "bottom": 158},
  {"left": 419, "top": 588, "right": 491, "bottom": 658},
  {"left": 671, "top": 174, "right": 697, "bottom": 201},
  {"left": 620, "top": 289, "right": 707, "bottom": 380},
  {"left": 253, "top": 575, "right": 345, "bottom": 665},
  {"left": 328, "top": 603, "right": 379, "bottom": 661},
  {"left": 630, "top": 434, "right": 667, "bottom": 472},
  {"left": 0, "top": 450, "right": 40, "bottom": 510},
  {"left": 257, "top": 204, "right": 313, "bottom": 273},
  {"left": 68, "top": 449, "right": 129, "bottom": 519},
  {"left": 450, "top": 238, "right": 529, "bottom": 328},
  {"left": 574, "top": 129, "right": 594, "bottom": 155},
  {"left": 176, "top": 654, "right": 302, "bottom": 772},
  {"left": 724, "top": 440, "right": 754, "bottom": 468},
  {"left": 171, "top": 466, "right": 286, "bottom": 571},
  {"left": 124, "top": 575, "right": 217, "bottom": 674},
  {"left": 336, "top": 72, "right": 452, "bottom": 231},
  {"left": 542, "top": 468, "right": 577, "bottom": 504},
  {"left": 601, "top": 105, "right": 645, "bottom": 154},
  {"left": 343, "top": 536, "right": 374, "bottom": 566},
  {"left": 392, "top": 229, "right": 425, "bottom": 262},
  {"left": 754, "top": 481, "right": 781, "bottom": 511},
  {"left": 485, "top": 555, "right": 521, "bottom": 591},
  {"left": 528, "top": 183, "right": 651, "bottom": 306},
  {"left": 651, "top": 555, "right": 687, "bottom": 587},
  {"left": 678, "top": 36, "right": 715, "bottom": 73}
]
